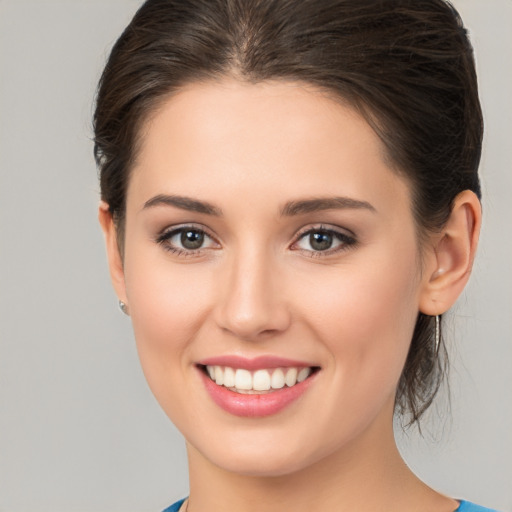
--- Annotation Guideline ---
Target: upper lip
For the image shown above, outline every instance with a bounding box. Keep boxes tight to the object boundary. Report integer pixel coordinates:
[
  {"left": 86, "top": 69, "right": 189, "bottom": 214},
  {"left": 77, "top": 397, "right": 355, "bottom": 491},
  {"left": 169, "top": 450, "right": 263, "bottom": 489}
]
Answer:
[{"left": 196, "top": 355, "right": 316, "bottom": 370}]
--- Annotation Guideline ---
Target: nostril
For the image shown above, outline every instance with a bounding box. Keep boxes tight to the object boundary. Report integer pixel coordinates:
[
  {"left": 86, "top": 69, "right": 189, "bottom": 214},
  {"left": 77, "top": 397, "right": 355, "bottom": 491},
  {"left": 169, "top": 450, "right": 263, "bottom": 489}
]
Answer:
[
  {"left": 213, "top": 264, "right": 292, "bottom": 339},
  {"left": 216, "top": 302, "right": 292, "bottom": 341}
]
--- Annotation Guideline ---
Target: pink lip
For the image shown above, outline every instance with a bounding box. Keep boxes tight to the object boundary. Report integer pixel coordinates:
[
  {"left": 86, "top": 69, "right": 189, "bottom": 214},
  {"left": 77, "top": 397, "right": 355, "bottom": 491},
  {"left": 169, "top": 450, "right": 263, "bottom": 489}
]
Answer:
[
  {"left": 197, "top": 366, "right": 317, "bottom": 418},
  {"left": 197, "top": 355, "right": 313, "bottom": 371}
]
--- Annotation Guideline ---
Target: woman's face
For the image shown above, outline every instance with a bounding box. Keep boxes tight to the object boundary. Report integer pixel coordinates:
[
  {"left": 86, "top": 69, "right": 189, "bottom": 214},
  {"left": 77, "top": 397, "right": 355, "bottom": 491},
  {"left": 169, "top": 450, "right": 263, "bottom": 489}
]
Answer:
[{"left": 117, "top": 79, "right": 433, "bottom": 476}]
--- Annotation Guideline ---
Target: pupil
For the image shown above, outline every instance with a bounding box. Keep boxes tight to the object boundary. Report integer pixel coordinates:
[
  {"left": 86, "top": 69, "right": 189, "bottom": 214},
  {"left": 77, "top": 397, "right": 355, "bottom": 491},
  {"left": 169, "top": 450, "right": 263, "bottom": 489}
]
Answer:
[
  {"left": 181, "top": 230, "right": 204, "bottom": 250},
  {"left": 310, "top": 232, "right": 332, "bottom": 251}
]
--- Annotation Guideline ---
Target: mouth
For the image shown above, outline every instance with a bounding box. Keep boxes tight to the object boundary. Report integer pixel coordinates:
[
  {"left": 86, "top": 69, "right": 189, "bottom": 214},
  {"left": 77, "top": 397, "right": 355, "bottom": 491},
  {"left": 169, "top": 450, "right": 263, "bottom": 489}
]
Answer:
[
  {"left": 200, "top": 364, "right": 318, "bottom": 394},
  {"left": 196, "top": 358, "right": 320, "bottom": 417}
]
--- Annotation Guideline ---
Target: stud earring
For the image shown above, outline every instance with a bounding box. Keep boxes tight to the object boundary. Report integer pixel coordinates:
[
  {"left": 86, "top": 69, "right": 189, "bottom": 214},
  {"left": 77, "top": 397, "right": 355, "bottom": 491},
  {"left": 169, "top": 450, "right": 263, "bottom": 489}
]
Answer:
[
  {"left": 434, "top": 314, "right": 440, "bottom": 353},
  {"left": 119, "top": 300, "right": 129, "bottom": 315}
]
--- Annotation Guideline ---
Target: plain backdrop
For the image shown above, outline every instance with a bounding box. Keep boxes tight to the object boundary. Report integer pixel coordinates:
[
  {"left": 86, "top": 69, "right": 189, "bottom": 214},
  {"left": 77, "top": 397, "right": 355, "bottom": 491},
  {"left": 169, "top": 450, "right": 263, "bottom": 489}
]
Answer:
[{"left": 0, "top": 1, "right": 511, "bottom": 511}]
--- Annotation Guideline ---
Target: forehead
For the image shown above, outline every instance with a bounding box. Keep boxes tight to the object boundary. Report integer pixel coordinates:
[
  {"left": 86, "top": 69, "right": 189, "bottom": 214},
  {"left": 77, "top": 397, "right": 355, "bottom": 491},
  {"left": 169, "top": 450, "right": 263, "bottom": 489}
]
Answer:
[{"left": 128, "top": 79, "right": 412, "bottom": 218}]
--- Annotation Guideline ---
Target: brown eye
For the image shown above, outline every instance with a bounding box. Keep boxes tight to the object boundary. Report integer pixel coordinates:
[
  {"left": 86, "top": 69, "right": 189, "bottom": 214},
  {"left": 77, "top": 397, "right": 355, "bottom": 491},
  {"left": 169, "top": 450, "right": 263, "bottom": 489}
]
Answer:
[
  {"left": 181, "top": 229, "right": 205, "bottom": 250},
  {"left": 309, "top": 232, "right": 333, "bottom": 251},
  {"left": 293, "top": 227, "right": 357, "bottom": 255},
  {"left": 156, "top": 225, "right": 218, "bottom": 255}
]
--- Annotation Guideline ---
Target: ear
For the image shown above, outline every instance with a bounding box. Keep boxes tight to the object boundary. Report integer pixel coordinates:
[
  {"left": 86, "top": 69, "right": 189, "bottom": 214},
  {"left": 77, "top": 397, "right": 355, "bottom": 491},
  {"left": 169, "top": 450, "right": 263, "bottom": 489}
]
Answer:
[
  {"left": 98, "top": 201, "right": 128, "bottom": 307},
  {"left": 419, "top": 190, "right": 482, "bottom": 316}
]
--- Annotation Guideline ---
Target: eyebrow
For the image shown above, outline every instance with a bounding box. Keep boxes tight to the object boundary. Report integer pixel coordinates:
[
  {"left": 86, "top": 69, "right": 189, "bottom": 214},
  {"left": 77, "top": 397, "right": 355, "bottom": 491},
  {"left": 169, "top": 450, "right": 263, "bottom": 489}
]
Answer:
[
  {"left": 281, "top": 196, "right": 376, "bottom": 216},
  {"left": 142, "top": 194, "right": 375, "bottom": 217},
  {"left": 142, "top": 194, "right": 222, "bottom": 216}
]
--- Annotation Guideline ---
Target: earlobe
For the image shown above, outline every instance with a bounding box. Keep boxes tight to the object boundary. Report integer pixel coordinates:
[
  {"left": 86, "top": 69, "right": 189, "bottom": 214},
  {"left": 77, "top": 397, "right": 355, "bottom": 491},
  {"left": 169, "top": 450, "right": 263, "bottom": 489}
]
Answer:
[
  {"left": 419, "top": 190, "right": 481, "bottom": 316},
  {"left": 98, "top": 201, "right": 127, "bottom": 305}
]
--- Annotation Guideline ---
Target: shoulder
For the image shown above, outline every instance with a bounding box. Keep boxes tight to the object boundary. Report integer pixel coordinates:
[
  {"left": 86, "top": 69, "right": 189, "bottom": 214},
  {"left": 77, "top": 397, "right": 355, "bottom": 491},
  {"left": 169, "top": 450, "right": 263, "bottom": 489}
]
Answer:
[
  {"left": 456, "top": 500, "right": 503, "bottom": 512},
  {"left": 162, "top": 498, "right": 186, "bottom": 512}
]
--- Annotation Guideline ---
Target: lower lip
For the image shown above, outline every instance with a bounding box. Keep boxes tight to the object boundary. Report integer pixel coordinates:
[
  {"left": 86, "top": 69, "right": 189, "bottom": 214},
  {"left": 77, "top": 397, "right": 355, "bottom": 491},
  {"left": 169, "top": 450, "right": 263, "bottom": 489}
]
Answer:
[{"left": 199, "top": 368, "right": 316, "bottom": 417}]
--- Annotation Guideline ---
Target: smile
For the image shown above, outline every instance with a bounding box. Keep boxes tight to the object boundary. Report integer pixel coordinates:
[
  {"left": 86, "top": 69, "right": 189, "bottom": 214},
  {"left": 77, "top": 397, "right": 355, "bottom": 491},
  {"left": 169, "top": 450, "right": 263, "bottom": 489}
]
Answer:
[
  {"left": 197, "top": 358, "right": 319, "bottom": 417},
  {"left": 205, "top": 365, "right": 313, "bottom": 394}
]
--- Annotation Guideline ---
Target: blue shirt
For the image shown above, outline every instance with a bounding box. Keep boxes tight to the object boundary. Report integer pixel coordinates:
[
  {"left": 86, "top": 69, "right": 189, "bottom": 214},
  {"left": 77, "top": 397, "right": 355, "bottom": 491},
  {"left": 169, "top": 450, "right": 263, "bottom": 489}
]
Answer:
[
  {"left": 162, "top": 498, "right": 501, "bottom": 511},
  {"left": 457, "top": 502, "right": 501, "bottom": 512}
]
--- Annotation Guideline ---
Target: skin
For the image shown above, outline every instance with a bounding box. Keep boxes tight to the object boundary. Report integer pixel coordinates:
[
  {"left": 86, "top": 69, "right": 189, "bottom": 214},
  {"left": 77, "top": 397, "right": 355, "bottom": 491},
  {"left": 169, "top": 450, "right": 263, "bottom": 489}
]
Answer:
[{"left": 99, "top": 79, "right": 481, "bottom": 512}]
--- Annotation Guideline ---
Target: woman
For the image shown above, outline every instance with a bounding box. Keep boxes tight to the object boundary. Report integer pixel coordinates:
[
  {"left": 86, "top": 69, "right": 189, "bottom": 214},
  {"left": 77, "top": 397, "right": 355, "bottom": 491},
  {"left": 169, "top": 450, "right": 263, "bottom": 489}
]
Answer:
[{"left": 94, "top": 1, "right": 497, "bottom": 511}]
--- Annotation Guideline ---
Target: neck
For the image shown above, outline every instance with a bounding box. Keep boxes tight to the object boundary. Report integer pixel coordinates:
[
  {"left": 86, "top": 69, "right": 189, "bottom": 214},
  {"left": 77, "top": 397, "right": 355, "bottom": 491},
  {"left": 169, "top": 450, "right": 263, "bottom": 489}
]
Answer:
[{"left": 185, "top": 410, "right": 454, "bottom": 512}]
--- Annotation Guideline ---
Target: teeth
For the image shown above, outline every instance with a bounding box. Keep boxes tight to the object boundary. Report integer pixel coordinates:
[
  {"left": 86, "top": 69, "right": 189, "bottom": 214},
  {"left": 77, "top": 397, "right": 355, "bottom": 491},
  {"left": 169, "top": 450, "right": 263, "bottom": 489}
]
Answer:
[
  {"left": 224, "top": 366, "right": 235, "bottom": 387},
  {"left": 214, "top": 366, "right": 224, "bottom": 385},
  {"left": 205, "top": 365, "right": 313, "bottom": 392},
  {"left": 297, "top": 367, "right": 311, "bottom": 382},
  {"left": 271, "top": 368, "right": 285, "bottom": 389},
  {"left": 285, "top": 367, "right": 298, "bottom": 387},
  {"left": 253, "top": 369, "right": 271, "bottom": 391},
  {"left": 235, "top": 369, "right": 252, "bottom": 390}
]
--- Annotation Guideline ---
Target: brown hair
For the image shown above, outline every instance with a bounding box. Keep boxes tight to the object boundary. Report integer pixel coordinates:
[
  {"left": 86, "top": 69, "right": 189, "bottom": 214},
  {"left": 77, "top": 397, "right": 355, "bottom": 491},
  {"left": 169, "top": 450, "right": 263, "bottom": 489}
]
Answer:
[{"left": 94, "top": 0, "right": 483, "bottom": 425}]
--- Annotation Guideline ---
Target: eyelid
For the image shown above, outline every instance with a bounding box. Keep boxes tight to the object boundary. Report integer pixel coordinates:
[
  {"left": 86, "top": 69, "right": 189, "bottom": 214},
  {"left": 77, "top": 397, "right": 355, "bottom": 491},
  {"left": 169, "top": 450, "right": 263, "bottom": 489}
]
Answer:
[
  {"left": 293, "top": 223, "right": 356, "bottom": 240},
  {"left": 155, "top": 223, "right": 220, "bottom": 253},
  {"left": 156, "top": 222, "right": 204, "bottom": 239},
  {"left": 290, "top": 224, "right": 357, "bottom": 255},
  {"left": 154, "top": 222, "right": 356, "bottom": 257}
]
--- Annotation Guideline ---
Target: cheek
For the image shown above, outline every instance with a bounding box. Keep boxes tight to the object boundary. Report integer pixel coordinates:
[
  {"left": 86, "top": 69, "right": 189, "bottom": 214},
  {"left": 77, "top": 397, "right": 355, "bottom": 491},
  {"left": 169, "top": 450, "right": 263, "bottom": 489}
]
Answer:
[
  {"left": 122, "top": 245, "right": 214, "bottom": 395},
  {"left": 293, "top": 249, "right": 420, "bottom": 392},
  {"left": 125, "top": 237, "right": 212, "bottom": 324}
]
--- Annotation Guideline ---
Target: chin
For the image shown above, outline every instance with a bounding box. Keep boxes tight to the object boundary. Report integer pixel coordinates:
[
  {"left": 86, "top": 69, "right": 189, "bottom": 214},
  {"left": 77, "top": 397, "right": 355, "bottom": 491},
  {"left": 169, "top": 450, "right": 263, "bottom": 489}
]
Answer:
[
  {"left": 208, "top": 447, "right": 315, "bottom": 478},
  {"left": 186, "top": 425, "right": 341, "bottom": 479}
]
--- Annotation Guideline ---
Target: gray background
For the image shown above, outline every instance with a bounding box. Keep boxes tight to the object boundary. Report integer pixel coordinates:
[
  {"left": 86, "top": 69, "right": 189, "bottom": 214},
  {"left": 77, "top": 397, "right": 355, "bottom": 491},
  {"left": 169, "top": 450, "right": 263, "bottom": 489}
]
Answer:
[{"left": 0, "top": 1, "right": 510, "bottom": 511}]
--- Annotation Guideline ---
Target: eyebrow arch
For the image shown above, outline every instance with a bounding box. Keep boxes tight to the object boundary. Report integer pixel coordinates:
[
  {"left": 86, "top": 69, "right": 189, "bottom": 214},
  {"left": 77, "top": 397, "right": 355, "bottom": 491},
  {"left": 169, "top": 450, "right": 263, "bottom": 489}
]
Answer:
[
  {"left": 281, "top": 196, "right": 376, "bottom": 216},
  {"left": 142, "top": 194, "right": 222, "bottom": 216}
]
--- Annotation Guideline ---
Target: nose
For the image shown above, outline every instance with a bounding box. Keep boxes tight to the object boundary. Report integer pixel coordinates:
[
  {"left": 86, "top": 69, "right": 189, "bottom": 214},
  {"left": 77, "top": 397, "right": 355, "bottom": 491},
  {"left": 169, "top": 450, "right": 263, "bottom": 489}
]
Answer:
[{"left": 214, "top": 247, "right": 291, "bottom": 341}]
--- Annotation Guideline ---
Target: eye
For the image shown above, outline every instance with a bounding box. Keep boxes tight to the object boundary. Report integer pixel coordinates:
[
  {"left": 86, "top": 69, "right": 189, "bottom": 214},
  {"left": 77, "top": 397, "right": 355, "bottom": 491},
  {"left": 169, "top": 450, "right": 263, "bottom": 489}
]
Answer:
[
  {"left": 292, "top": 226, "right": 356, "bottom": 255},
  {"left": 178, "top": 229, "right": 206, "bottom": 250},
  {"left": 156, "top": 225, "right": 218, "bottom": 254}
]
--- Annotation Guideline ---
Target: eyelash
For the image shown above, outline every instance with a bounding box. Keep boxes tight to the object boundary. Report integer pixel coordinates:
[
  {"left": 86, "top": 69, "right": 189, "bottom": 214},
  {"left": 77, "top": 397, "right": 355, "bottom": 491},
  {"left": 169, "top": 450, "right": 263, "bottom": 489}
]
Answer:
[
  {"left": 155, "top": 224, "right": 219, "bottom": 257},
  {"left": 155, "top": 224, "right": 357, "bottom": 258},
  {"left": 291, "top": 225, "right": 357, "bottom": 258}
]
